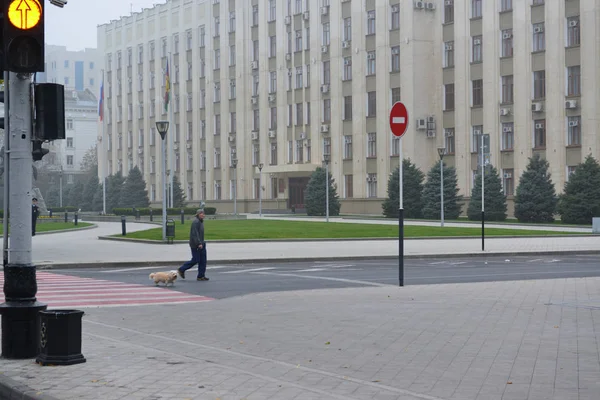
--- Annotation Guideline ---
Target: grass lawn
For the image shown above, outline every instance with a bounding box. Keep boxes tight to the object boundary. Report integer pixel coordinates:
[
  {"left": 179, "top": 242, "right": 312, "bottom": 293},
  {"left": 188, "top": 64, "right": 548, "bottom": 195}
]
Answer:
[
  {"left": 117, "top": 220, "right": 583, "bottom": 241},
  {"left": 0, "top": 222, "right": 93, "bottom": 234}
]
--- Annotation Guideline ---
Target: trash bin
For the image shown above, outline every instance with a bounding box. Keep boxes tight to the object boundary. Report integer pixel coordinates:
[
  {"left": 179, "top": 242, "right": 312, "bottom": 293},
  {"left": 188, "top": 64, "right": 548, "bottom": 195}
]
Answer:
[
  {"left": 36, "top": 310, "right": 86, "bottom": 366},
  {"left": 166, "top": 219, "right": 176, "bottom": 243}
]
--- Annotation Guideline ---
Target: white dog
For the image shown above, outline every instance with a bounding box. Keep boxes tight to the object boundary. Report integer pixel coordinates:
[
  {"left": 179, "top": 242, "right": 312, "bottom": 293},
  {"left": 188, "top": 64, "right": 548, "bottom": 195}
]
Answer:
[{"left": 149, "top": 270, "right": 178, "bottom": 286}]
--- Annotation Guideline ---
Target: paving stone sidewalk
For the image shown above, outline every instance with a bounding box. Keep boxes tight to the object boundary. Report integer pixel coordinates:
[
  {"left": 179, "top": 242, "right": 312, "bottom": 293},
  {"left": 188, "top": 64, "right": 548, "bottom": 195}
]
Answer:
[{"left": 2, "top": 277, "right": 600, "bottom": 399}]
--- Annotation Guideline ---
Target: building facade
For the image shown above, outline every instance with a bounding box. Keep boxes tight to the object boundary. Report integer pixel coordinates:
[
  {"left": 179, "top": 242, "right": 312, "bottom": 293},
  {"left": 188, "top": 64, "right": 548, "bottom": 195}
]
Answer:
[
  {"left": 38, "top": 45, "right": 101, "bottom": 98},
  {"left": 45, "top": 89, "right": 99, "bottom": 183},
  {"left": 97, "top": 0, "right": 594, "bottom": 215}
]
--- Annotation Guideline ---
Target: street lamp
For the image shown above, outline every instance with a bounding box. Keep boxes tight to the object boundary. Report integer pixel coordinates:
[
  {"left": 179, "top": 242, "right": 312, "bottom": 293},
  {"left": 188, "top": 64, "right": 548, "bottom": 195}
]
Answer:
[
  {"left": 232, "top": 157, "right": 238, "bottom": 216},
  {"left": 258, "top": 163, "right": 263, "bottom": 217},
  {"left": 323, "top": 153, "right": 331, "bottom": 222},
  {"left": 155, "top": 121, "right": 169, "bottom": 242},
  {"left": 437, "top": 147, "right": 446, "bottom": 228},
  {"left": 58, "top": 166, "right": 63, "bottom": 207}
]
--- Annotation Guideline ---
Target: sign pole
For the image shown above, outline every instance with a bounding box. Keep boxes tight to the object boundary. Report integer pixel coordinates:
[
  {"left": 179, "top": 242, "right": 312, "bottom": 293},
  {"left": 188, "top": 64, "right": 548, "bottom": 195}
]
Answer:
[
  {"left": 481, "top": 134, "right": 485, "bottom": 251},
  {"left": 389, "top": 101, "right": 408, "bottom": 287}
]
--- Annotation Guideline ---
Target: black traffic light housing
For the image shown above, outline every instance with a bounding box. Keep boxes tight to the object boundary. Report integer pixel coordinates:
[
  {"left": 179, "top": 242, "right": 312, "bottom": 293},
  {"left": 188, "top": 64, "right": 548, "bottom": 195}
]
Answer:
[
  {"left": 34, "top": 83, "right": 65, "bottom": 141},
  {"left": 0, "top": 89, "right": 4, "bottom": 130},
  {"left": 2, "top": 0, "right": 45, "bottom": 73},
  {"left": 31, "top": 140, "right": 48, "bottom": 162}
]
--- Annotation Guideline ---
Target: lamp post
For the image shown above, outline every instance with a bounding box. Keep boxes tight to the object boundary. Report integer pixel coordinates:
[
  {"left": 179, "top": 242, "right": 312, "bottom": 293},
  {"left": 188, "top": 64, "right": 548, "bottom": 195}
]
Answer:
[
  {"left": 232, "top": 157, "right": 238, "bottom": 216},
  {"left": 58, "top": 167, "right": 63, "bottom": 207},
  {"left": 437, "top": 147, "right": 446, "bottom": 228},
  {"left": 323, "top": 153, "right": 330, "bottom": 222},
  {"left": 156, "top": 121, "right": 169, "bottom": 242},
  {"left": 258, "top": 163, "right": 263, "bottom": 217}
]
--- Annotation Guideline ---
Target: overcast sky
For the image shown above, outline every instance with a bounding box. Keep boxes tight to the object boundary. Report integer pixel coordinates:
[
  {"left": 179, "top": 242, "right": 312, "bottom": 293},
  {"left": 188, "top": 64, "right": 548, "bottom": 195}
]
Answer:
[{"left": 46, "top": 0, "right": 165, "bottom": 51}]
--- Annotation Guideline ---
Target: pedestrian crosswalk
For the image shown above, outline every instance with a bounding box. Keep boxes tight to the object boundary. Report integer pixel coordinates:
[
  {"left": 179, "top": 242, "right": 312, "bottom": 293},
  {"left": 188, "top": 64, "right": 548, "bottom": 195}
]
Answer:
[{"left": 0, "top": 272, "right": 214, "bottom": 308}]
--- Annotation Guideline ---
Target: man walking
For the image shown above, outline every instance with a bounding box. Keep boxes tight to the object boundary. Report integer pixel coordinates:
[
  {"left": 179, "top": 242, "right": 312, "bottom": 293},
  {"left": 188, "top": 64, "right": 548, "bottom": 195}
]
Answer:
[
  {"left": 178, "top": 209, "right": 209, "bottom": 281},
  {"left": 32, "top": 198, "right": 40, "bottom": 236}
]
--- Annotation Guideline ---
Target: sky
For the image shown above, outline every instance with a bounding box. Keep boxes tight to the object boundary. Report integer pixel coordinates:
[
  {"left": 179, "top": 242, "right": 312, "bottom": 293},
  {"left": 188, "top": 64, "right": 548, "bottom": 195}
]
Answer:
[{"left": 46, "top": 0, "right": 165, "bottom": 51}]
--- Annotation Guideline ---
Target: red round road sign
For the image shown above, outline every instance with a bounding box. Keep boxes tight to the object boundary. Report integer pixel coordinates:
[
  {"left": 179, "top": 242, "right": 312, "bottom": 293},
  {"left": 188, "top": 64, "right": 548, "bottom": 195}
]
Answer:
[{"left": 389, "top": 101, "right": 409, "bottom": 138}]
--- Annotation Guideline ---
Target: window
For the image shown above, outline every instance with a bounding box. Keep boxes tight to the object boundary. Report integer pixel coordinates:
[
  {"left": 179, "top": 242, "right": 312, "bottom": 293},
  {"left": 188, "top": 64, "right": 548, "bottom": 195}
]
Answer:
[
  {"left": 66, "top": 119, "right": 74, "bottom": 130},
  {"left": 253, "top": 40, "right": 259, "bottom": 61},
  {"left": 270, "top": 143, "right": 278, "bottom": 165},
  {"left": 444, "top": 84, "right": 455, "bottom": 110},
  {"left": 471, "top": 0, "right": 482, "bottom": 18},
  {"left": 444, "top": 41, "right": 454, "bottom": 68},
  {"left": 343, "top": 18, "right": 352, "bottom": 41},
  {"left": 444, "top": 1, "right": 454, "bottom": 24},
  {"left": 269, "top": 71, "right": 277, "bottom": 93},
  {"left": 295, "top": 30, "right": 302, "bottom": 52},
  {"left": 214, "top": 82, "right": 221, "bottom": 102},
  {"left": 343, "top": 57, "right": 352, "bottom": 81},
  {"left": 67, "top": 155, "right": 73, "bottom": 166},
  {"left": 367, "top": 51, "right": 376, "bottom": 75},
  {"left": 214, "top": 17, "right": 220, "bottom": 37},
  {"left": 322, "top": 23, "right": 330, "bottom": 46},
  {"left": 567, "top": 116, "right": 581, "bottom": 146},
  {"left": 199, "top": 26, "right": 206, "bottom": 47},
  {"left": 501, "top": 123, "right": 514, "bottom": 151},
  {"left": 306, "top": 139, "right": 311, "bottom": 162},
  {"left": 229, "top": 45, "right": 236, "bottom": 66},
  {"left": 296, "top": 103, "right": 303, "bottom": 125},
  {"left": 252, "top": 144, "right": 260, "bottom": 166},
  {"left": 253, "top": 109, "right": 260, "bottom": 131},
  {"left": 343, "top": 135, "right": 352, "bottom": 159},
  {"left": 323, "top": 61, "right": 330, "bottom": 85},
  {"left": 323, "top": 137, "right": 331, "bottom": 157},
  {"left": 270, "top": 177, "right": 278, "bottom": 199},
  {"left": 534, "top": 119, "right": 546, "bottom": 148},
  {"left": 567, "top": 16, "right": 580, "bottom": 47},
  {"left": 270, "top": 107, "right": 277, "bottom": 129},
  {"left": 367, "top": 133, "right": 376, "bottom": 158},
  {"left": 391, "top": 47, "right": 400, "bottom": 72},
  {"left": 252, "top": 5, "right": 258, "bottom": 26},
  {"left": 66, "top": 137, "right": 73, "bottom": 148},
  {"left": 230, "top": 112, "right": 237, "bottom": 133},
  {"left": 268, "top": 0, "right": 276, "bottom": 21},
  {"left": 533, "top": 70, "right": 545, "bottom": 99},
  {"left": 323, "top": 99, "right": 331, "bottom": 123},
  {"left": 214, "top": 148, "right": 221, "bottom": 168},
  {"left": 532, "top": 0, "right": 544, "bottom": 4},
  {"left": 533, "top": 23, "right": 545, "bottom": 52},
  {"left": 214, "top": 49, "right": 220, "bottom": 69},
  {"left": 391, "top": 5, "right": 400, "bottom": 30},
  {"left": 472, "top": 35, "right": 482, "bottom": 63},
  {"left": 214, "top": 181, "right": 221, "bottom": 200},
  {"left": 295, "top": 140, "right": 303, "bottom": 163},
  {"left": 186, "top": 30, "right": 192, "bottom": 50},
  {"left": 444, "top": 129, "right": 455, "bottom": 154},
  {"left": 391, "top": 87, "right": 401, "bottom": 104},
  {"left": 269, "top": 36, "right": 276, "bottom": 57},
  {"left": 500, "top": 0, "right": 512, "bottom": 11},
  {"left": 229, "top": 11, "right": 236, "bottom": 33},
  {"left": 367, "top": 174, "right": 377, "bottom": 198},
  {"left": 343, "top": 96, "right": 352, "bottom": 120},
  {"left": 471, "top": 125, "right": 484, "bottom": 152},
  {"left": 567, "top": 166, "right": 577, "bottom": 181},
  {"left": 501, "top": 75, "right": 514, "bottom": 104},
  {"left": 472, "top": 79, "right": 483, "bottom": 107},
  {"left": 502, "top": 169, "right": 514, "bottom": 196},
  {"left": 344, "top": 175, "right": 353, "bottom": 198},
  {"left": 501, "top": 29, "right": 513, "bottom": 57},
  {"left": 367, "top": 11, "right": 376, "bottom": 35},
  {"left": 367, "top": 91, "right": 376, "bottom": 117},
  {"left": 215, "top": 114, "right": 221, "bottom": 136},
  {"left": 391, "top": 136, "right": 400, "bottom": 156},
  {"left": 567, "top": 66, "right": 581, "bottom": 97},
  {"left": 295, "top": 66, "right": 303, "bottom": 89},
  {"left": 229, "top": 79, "right": 236, "bottom": 99}
]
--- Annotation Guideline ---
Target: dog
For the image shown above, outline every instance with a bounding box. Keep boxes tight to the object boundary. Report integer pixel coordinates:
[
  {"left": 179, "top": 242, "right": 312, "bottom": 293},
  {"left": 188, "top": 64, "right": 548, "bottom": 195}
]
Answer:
[{"left": 149, "top": 270, "right": 178, "bottom": 286}]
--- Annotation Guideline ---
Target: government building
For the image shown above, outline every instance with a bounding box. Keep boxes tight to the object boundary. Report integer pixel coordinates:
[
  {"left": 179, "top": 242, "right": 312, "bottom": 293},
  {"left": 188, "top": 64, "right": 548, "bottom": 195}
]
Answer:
[{"left": 97, "top": 0, "right": 593, "bottom": 215}]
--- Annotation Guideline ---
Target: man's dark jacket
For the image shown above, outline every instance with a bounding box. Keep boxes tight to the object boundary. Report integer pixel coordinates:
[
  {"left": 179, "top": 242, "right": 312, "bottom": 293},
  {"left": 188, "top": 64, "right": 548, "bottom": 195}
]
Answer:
[{"left": 189, "top": 217, "right": 204, "bottom": 248}]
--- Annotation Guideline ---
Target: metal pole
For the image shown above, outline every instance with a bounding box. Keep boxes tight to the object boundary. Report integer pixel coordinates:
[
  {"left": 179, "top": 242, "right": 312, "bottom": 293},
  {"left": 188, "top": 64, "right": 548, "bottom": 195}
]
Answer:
[
  {"left": 0, "top": 72, "right": 47, "bottom": 359},
  {"left": 3, "top": 71, "right": 10, "bottom": 269},
  {"left": 101, "top": 69, "right": 106, "bottom": 215},
  {"left": 440, "top": 158, "right": 444, "bottom": 228},
  {"left": 233, "top": 167, "right": 237, "bottom": 216},
  {"left": 162, "top": 137, "right": 167, "bottom": 241},
  {"left": 325, "top": 162, "right": 329, "bottom": 222},
  {"left": 399, "top": 139, "right": 404, "bottom": 287},
  {"left": 59, "top": 171, "right": 63, "bottom": 207},
  {"left": 481, "top": 134, "right": 485, "bottom": 251},
  {"left": 168, "top": 53, "right": 174, "bottom": 209},
  {"left": 259, "top": 166, "right": 262, "bottom": 217}
]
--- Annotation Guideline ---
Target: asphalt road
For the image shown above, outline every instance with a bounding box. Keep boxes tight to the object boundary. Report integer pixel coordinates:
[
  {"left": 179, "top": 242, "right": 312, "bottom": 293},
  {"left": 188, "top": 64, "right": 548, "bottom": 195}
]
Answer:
[{"left": 54, "top": 254, "right": 600, "bottom": 300}]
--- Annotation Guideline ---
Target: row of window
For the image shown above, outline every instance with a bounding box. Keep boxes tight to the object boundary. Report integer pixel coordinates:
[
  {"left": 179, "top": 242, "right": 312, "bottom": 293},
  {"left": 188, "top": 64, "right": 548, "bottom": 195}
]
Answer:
[{"left": 444, "top": 0, "right": 548, "bottom": 24}]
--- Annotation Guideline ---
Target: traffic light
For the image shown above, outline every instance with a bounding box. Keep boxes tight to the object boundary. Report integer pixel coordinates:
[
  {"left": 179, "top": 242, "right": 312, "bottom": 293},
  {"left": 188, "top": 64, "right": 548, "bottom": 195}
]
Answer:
[
  {"left": 2, "top": 0, "right": 44, "bottom": 73},
  {"left": 31, "top": 140, "right": 48, "bottom": 161},
  {"left": 0, "top": 88, "right": 4, "bottom": 130},
  {"left": 34, "top": 83, "right": 65, "bottom": 141}
]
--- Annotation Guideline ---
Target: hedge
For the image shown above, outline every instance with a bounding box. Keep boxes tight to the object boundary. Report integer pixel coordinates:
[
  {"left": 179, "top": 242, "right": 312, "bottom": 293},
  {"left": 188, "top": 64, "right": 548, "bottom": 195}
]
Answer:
[
  {"left": 46, "top": 207, "right": 78, "bottom": 213},
  {"left": 111, "top": 207, "right": 216, "bottom": 216}
]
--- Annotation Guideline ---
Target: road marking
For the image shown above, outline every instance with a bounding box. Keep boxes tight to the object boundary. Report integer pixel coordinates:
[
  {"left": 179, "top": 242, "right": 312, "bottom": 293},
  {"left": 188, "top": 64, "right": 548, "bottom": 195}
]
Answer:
[
  {"left": 450, "top": 261, "right": 467, "bottom": 265},
  {"left": 296, "top": 268, "right": 328, "bottom": 272},
  {"left": 221, "top": 267, "right": 276, "bottom": 274},
  {"left": 428, "top": 261, "right": 448, "bottom": 265},
  {"left": 547, "top": 259, "right": 561, "bottom": 263},
  {"left": 103, "top": 266, "right": 168, "bottom": 272},
  {"left": 412, "top": 270, "right": 600, "bottom": 280},
  {"left": 392, "top": 117, "right": 406, "bottom": 124},
  {"left": 527, "top": 259, "right": 544, "bottom": 263},
  {"left": 253, "top": 271, "right": 392, "bottom": 287}
]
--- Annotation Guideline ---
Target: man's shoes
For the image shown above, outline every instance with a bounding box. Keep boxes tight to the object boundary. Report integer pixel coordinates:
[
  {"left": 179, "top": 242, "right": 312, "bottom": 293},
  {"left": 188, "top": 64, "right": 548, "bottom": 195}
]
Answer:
[
  {"left": 197, "top": 276, "right": 209, "bottom": 281},
  {"left": 178, "top": 269, "right": 185, "bottom": 279}
]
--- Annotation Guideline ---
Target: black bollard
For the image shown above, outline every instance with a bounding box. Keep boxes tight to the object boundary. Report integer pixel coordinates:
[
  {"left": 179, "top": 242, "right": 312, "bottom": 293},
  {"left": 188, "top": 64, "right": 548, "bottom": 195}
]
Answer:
[
  {"left": 74, "top": 212, "right": 78, "bottom": 226},
  {"left": 121, "top": 215, "right": 126, "bottom": 236},
  {"left": 49, "top": 209, "right": 53, "bottom": 218},
  {"left": 135, "top": 209, "right": 140, "bottom": 220},
  {"left": 180, "top": 209, "right": 184, "bottom": 224},
  {"left": 64, "top": 212, "right": 68, "bottom": 223},
  {"left": 149, "top": 209, "right": 153, "bottom": 222}
]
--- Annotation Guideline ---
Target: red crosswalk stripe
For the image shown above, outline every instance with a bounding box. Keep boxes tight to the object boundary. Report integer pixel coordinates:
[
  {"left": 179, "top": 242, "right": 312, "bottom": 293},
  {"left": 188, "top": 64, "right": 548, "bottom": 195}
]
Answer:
[{"left": 0, "top": 272, "right": 214, "bottom": 308}]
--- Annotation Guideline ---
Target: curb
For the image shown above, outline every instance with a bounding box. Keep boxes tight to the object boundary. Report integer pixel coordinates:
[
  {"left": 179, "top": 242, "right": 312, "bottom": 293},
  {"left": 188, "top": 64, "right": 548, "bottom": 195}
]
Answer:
[
  {"left": 96, "top": 233, "right": 597, "bottom": 245},
  {"left": 35, "top": 223, "right": 97, "bottom": 236},
  {"left": 0, "top": 373, "right": 59, "bottom": 400},
  {"left": 34, "top": 249, "right": 600, "bottom": 270}
]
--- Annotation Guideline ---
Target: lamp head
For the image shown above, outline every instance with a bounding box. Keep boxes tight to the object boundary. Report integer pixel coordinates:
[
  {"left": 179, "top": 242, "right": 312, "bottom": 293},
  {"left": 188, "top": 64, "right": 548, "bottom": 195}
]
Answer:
[
  {"left": 437, "top": 147, "right": 446, "bottom": 158},
  {"left": 155, "top": 121, "right": 169, "bottom": 140},
  {"left": 258, "top": 162, "right": 264, "bottom": 170},
  {"left": 323, "top": 153, "right": 331, "bottom": 163},
  {"left": 232, "top": 158, "right": 238, "bottom": 168}
]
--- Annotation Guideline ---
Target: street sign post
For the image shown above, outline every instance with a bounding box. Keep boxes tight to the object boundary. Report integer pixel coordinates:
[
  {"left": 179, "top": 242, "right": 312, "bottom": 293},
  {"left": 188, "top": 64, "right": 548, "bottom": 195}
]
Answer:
[{"left": 389, "top": 102, "right": 408, "bottom": 287}]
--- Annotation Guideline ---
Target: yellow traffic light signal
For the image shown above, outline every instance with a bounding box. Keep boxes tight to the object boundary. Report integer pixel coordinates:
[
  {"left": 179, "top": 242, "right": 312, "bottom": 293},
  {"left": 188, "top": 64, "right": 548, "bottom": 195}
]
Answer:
[{"left": 7, "top": 0, "right": 41, "bottom": 30}]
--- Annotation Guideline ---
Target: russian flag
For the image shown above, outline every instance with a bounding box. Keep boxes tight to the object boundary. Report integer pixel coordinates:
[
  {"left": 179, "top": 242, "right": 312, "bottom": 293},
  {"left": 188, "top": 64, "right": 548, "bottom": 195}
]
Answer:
[{"left": 98, "top": 78, "right": 104, "bottom": 121}]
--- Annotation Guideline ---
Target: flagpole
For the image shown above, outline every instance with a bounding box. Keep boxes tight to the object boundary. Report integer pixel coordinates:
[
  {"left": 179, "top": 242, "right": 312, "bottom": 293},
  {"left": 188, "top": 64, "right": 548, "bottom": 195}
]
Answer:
[
  {"left": 168, "top": 51, "right": 174, "bottom": 208},
  {"left": 101, "top": 69, "right": 107, "bottom": 215}
]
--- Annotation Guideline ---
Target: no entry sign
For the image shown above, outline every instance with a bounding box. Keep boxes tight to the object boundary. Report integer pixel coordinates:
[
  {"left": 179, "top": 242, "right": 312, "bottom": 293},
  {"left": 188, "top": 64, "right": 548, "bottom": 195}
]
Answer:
[{"left": 389, "top": 102, "right": 409, "bottom": 138}]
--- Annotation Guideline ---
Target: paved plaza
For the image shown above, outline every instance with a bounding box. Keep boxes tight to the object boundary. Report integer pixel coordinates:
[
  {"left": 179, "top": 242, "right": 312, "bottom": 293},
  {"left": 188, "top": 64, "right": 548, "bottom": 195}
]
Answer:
[{"left": 1, "top": 276, "right": 599, "bottom": 399}]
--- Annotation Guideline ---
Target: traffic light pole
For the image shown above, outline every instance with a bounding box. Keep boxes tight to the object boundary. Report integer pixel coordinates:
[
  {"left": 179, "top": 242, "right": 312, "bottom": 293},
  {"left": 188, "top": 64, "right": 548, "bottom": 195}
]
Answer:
[
  {"left": 2, "top": 72, "right": 10, "bottom": 269},
  {"left": 0, "top": 72, "right": 47, "bottom": 359}
]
